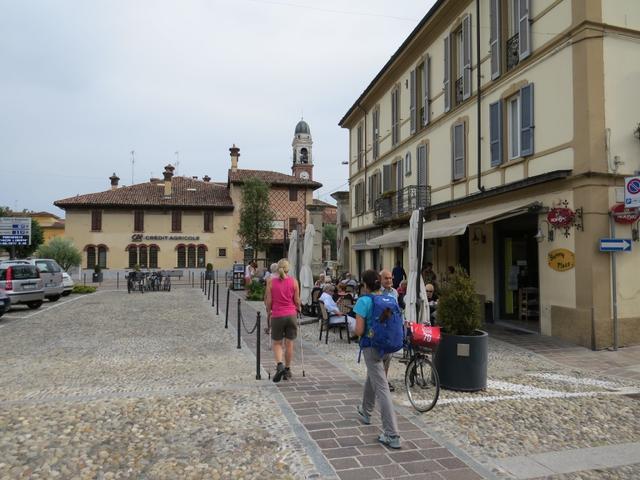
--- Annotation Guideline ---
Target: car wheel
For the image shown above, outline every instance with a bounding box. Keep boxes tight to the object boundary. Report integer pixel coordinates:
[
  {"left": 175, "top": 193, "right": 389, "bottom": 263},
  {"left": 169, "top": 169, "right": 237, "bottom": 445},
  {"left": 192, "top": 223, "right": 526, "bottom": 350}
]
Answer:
[
  {"left": 61, "top": 291, "right": 71, "bottom": 297},
  {"left": 49, "top": 295, "right": 61, "bottom": 302},
  {"left": 27, "top": 301, "right": 43, "bottom": 309}
]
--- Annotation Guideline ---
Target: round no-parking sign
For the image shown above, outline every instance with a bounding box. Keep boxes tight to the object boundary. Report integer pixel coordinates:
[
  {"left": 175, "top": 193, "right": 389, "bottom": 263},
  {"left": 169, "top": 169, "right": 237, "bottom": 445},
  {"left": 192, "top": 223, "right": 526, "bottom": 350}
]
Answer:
[{"left": 625, "top": 177, "right": 640, "bottom": 208}]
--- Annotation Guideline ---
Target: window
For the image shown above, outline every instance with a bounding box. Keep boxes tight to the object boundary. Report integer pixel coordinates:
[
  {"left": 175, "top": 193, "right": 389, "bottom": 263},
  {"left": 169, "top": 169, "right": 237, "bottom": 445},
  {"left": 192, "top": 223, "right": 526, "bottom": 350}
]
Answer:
[
  {"left": 87, "top": 246, "right": 96, "bottom": 268},
  {"left": 357, "top": 124, "right": 363, "bottom": 170},
  {"left": 128, "top": 248, "right": 137, "bottom": 268},
  {"left": 289, "top": 188, "right": 298, "bottom": 202},
  {"left": 494, "top": 0, "right": 531, "bottom": 76},
  {"left": 452, "top": 122, "right": 466, "bottom": 181},
  {"left": 383, "top": 164, "right": 392, "bottom": 193},
  {"left": 97, "top": 245, "right": 107, "bottom": 269},
  {"left": 508, "top": 95, "right": 521, "bottom": 159},
  {"left": 391, "top": 87, "right": 400, "bottom": 146},
  {"left": 197, "top": 245, "right": 206, "bottom": 268},
  {"left": 171, "top": 210, "right": 182, "bottom": 232},
  {"left": 149, "top": 245, "right": 159, "bottom": 268},
  {"left": 218, "top": 248, "right": 227, "bottom": 257},
  {"left": 289, "top": 217, "right": 298, "bottom": 233},
  {"left": 421, "top": 58, "right": 430, "bottom": 127},
  {"left": 417, "top": 145, "right": 428, "bottom": 189},
  {"left": 139, "top": 245, "right": 148, "bottom": 268},
  {"left": 372, "top": 108, "right": 380, "bottom": 160},
  {"left": 367, "top": 171, "right": 382, "bottom": 211},
  {"left": 187, "top": 245, "right": 196, "bottom": 268},
  {"left": 91, "top": 210, "right": 102, "bottom": 231},
  {"left": 203, "top": 211, "right": 214, "bottom": 232},
  {"left": 405, "top": 152, "right": 412, "bottom": 176},
  {"left": 444, "top": 15, "right": 471, "bottom": 111},
  {"left": 134, "top": 210, "right": 144, "bottom": 232},
  {"left": 176, "top": 246, "right": 186, "bottom": 268},
  {"left": 354, "top": 181, "right": 365, "bottom": 215}
]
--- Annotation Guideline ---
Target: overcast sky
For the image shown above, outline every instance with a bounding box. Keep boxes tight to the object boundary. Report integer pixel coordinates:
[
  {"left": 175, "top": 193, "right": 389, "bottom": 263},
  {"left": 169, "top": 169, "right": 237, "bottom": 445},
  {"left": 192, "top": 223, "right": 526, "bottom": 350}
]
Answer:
[{"left": 1, "top": 0, "right": 436, "bottom": 216}]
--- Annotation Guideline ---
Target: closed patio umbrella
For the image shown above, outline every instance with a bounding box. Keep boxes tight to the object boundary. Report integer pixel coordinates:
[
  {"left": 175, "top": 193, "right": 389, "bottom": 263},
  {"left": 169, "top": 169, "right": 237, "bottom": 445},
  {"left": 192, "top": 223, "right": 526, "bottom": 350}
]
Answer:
[
  {"left": 287, "top": 229, "right": 298, "bottom": 280},
  {"left": 405, "top": 210, "right": 429, "bottom": 324},
  {"left": 300, "top": 223, "right": 315, "bottom": 306}
]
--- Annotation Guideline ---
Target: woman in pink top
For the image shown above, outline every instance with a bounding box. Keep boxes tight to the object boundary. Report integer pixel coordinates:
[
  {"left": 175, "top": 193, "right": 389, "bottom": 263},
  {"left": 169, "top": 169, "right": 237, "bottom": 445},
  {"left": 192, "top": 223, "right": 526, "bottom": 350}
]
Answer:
[{"left": 264, "top": 258, "right": 301, "bottom": 382}]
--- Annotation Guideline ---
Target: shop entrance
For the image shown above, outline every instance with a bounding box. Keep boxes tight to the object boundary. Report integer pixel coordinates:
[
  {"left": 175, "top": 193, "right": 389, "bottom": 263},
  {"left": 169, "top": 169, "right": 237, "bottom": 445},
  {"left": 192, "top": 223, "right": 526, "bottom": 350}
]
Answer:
[{"left": 494, "top": 213, "right": 540, "bottom": 332}]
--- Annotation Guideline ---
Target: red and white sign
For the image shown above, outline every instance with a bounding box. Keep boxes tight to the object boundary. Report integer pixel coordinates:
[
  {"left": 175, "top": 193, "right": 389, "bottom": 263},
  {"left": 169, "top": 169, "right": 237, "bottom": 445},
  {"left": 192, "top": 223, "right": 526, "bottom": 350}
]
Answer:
[
  {"left": 547, "top": 207, "right": 575, "bottom": 228},
  {"left": 611, "top": 203, "right": 640, "bottom": 224},
  {"left": 625, "top": 177, "right": 640, "bottom": 209}
]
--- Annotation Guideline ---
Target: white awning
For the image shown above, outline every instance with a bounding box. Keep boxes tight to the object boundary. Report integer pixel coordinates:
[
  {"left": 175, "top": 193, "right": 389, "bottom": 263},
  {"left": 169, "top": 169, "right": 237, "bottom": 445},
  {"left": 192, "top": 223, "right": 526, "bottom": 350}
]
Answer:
[{"left": 367, "top": 198, "right": 535, "bottom": 247}]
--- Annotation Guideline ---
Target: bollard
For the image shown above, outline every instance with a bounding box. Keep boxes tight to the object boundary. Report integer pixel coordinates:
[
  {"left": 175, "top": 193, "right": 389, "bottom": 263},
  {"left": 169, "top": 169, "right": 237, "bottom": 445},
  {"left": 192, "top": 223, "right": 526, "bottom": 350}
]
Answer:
[
  {"left": 236, "top": 299, "right": 242, "bottom": 349},
  {"left": 208, "top": 279, "right": 211, "bottom": 300},
  {"left": 216, "top": 283, "right": 220, "bottom": 315},
  {"left": 256, "top": 312, "right": 261, "bottom": 380},
  {"left": 117, "top": 272, "right": 119, "bottom": 290},
  {"left": 211, "top": 280, "right": 215, "bottom": 307},
  {"left": 83, "top": 273, "right": 86, "bottom": 286},
  {"left": 225, "top": 288, "right": 230, "bottom": 328}
]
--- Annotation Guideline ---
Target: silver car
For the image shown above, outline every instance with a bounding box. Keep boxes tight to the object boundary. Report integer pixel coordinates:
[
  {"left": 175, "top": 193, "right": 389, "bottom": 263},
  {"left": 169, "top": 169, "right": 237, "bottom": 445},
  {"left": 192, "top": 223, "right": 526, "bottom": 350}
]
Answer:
[
  {"left": 62, "top": 272, "right": 74, "bottom": 296},
  {"left": 0, "top": 263, "right": 45, "bottom": 309},
  {"left": 0, "top": 259, "right": 64, "bottom": 302}
]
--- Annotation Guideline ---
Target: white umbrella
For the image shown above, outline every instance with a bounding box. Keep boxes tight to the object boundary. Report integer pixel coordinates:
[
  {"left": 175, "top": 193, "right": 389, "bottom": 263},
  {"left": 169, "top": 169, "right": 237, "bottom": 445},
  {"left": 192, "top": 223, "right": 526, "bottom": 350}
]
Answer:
[
  {"left": 406, "top": 210, "right": 430, "bottom": 324},
  {"left": 287, "top": 229, "right": 298, "bottom": 280},
  {"left": 300, "top": 223, "right": 315, "bottom": 305}
]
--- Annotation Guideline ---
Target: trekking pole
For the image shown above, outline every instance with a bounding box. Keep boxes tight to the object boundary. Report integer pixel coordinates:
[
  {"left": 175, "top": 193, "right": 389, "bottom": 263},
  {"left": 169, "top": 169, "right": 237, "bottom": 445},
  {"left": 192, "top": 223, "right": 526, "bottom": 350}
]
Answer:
[{"left": 298, "top": 312, "right": 306, "bottom": 377}]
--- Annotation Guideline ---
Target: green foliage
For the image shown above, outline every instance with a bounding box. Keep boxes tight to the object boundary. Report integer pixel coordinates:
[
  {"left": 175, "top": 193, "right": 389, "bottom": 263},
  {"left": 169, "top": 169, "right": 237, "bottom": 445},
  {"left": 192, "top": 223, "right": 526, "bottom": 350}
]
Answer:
[
  {"left": 206, "top": 263, "right": 214, "bottom": 271},
  {"left": 72, "top": 285, "right": 96, "bottom": 294},
  {"left": 94, "top": 264, "right": 102, "bottom": 273},
  {"left": 36, "top": 237, "right": 82, "bottom": 271},
  {"left": 238, "top": 179, "right": 275, "bottom": 258},
  {"left": 0, "top": 208, "right": 44, "bottom": 258},
  {"left": 246, "top": 281, "right": 265, "bottom": 301},
  {"left": 323, "top": 224, "right": 337, "bottom": 259},
  {"left": 436, "top": 265, "right": 482, "bottom": 336}
]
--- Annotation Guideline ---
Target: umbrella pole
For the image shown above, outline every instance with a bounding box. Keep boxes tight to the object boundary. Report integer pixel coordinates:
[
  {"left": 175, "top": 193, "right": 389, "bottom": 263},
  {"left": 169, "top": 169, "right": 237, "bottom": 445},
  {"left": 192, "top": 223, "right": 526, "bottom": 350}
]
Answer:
[{"left": 415, "top": 208, "right": 425, "bottom": 324}]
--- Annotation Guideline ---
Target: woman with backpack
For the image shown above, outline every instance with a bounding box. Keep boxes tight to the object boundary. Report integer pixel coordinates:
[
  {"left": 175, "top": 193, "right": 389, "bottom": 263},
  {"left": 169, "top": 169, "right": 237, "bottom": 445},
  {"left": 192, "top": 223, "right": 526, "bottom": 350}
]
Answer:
[{"left": 352, "top": 269, "right": 402, "bottom": 449}]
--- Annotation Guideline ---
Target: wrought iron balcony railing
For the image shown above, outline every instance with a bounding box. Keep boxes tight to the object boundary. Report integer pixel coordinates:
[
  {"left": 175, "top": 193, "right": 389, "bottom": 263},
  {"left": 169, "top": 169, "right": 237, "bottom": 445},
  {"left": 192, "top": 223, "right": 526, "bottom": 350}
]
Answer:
[
  {"left": 507, "top": 33, "right": 520, "bottom": 71},
  {"left": 455, "top": 76, "right": 464, "bottom": 104},
  {"left": 374, "top": 185, "right": 431, "bottom": 225}
]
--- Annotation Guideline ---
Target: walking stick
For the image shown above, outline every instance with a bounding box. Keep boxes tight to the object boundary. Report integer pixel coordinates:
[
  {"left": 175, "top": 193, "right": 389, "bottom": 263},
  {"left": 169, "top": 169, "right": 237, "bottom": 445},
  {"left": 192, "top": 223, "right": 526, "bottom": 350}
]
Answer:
[{"left": 298, "top": 312, "right": 306, "bottom": 378}]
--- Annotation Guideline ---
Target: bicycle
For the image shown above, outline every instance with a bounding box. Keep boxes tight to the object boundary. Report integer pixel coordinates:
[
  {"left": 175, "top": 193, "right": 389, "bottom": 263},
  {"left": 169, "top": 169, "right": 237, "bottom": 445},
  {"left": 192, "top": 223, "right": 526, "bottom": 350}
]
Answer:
[{"left": 404, "top": 323, "right": 441, "bottom": 413}]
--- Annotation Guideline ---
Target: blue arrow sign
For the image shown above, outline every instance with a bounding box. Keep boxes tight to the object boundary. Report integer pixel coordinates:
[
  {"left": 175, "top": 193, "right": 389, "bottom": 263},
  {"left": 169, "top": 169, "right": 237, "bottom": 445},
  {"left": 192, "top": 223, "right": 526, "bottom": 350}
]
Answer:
[{"left": 599, "top": 238, "right": 632, "bottom": 252}]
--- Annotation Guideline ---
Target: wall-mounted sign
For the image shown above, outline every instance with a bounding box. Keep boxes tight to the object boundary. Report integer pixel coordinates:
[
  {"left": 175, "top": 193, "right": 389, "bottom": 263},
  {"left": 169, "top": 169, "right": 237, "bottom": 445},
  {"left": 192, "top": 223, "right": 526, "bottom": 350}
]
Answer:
[
  {"left": 547, "top": 248, "right": 575, "bottom": 272},
  {"left": 131, "top": 234, "right": 200, "bottom": 242},
  {"left": 611, "top": 203, "right": 640, "bottom": 224},
  {"left": 624, "top": 176, "right": 640, "bottom": 208},
  {"left": 0, "top": 217, "right": 31, "bottom": 246},
  {"left": 547, "top": 208, "right": 575, "bottom": 228}
]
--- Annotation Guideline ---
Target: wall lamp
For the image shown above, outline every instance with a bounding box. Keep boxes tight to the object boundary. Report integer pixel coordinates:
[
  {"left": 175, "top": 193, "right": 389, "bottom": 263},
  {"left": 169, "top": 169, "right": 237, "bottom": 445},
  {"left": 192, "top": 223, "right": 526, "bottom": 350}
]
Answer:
[
  {"left": 472, "top": 227, "right": 486, "bottom": 244},
  {"left": 534, "top": 220, "right": 554, "bottom": 243}
]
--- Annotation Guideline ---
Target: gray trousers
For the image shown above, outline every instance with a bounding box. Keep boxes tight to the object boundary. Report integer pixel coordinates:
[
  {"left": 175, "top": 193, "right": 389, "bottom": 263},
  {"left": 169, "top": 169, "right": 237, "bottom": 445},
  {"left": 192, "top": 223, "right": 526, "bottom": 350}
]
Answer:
[{"left": 361, "top": 347, "right": 399, "bottom": 437}]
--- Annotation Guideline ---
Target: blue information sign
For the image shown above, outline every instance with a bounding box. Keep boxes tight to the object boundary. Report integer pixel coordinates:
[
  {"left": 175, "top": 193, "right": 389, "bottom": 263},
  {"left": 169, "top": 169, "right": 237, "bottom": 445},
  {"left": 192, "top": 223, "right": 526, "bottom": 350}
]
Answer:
[{"left": 599, "top": 238, "right": 632, "bottom": 252}]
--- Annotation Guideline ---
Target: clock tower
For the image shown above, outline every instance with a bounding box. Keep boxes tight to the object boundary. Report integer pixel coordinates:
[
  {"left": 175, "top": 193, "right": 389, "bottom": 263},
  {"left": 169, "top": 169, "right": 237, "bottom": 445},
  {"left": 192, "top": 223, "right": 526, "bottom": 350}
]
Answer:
[{"left": 292, "top": 119, "right": 313, "bottom": 181}]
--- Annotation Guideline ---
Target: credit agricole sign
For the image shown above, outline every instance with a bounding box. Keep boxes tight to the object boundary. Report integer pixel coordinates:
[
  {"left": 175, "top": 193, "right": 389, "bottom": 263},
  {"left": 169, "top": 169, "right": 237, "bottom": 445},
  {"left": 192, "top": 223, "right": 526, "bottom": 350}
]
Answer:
[{"left": 131, "top": 234, "right": 200, "bottom": 242}]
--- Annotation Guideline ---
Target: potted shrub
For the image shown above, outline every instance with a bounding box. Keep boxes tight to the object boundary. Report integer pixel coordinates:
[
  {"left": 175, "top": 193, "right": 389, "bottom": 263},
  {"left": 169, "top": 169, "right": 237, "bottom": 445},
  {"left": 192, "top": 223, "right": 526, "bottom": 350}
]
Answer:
[
  {"left": 433, "top": 265, "right": 487, "bottom": 391},
  {"left": 92, "top": 265, "right": 103, "bottom": 283},
  {"left": 205, "top": 262, "right": 214, "bottom": 280}
]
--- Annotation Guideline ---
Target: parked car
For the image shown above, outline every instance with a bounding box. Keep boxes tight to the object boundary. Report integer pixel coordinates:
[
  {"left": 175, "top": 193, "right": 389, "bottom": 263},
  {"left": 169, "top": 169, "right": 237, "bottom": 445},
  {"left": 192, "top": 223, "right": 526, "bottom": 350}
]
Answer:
[
  {"left": 0, "top": 264, "right": 44, "bottom": 309},
  {"left": 0, "top": 288, "right": 10, "bottom": 318},
  {"left": 62, "top": 272, "right": 74, "bottom": 296},
  {"left": 0, "top": 259, "right": 64, "bottom": 302}
]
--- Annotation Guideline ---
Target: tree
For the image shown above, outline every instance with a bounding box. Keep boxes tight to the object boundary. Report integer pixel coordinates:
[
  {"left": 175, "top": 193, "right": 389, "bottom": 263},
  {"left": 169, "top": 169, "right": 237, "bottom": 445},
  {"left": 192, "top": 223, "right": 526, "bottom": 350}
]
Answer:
[
  {"left": 323, "top": 224, "right": 337, "bottom": 259},
  {"left": 0, "top": 207, "right": 44, "bottom": 258},
  {"left": 237, "top": 178, "right": 275, "bottom": 259},
  {"left": 37, "top": 237, "right": 82, "bottom": 271}
]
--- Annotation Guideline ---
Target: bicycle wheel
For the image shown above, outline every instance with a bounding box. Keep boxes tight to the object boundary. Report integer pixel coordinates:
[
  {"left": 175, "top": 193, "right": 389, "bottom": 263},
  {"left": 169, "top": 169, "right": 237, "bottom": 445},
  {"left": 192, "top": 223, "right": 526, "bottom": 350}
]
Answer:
[{"left": 405, "top": 355, "right": 440, "bottom": 413}]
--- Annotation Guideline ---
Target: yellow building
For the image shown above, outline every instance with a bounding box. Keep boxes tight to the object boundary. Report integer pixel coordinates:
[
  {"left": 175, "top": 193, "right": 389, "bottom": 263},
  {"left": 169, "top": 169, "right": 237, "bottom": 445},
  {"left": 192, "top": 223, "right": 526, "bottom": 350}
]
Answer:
[
  {"left": 339, "top": 0, "right": 640, "bottom": 348},
  {"left": 7, "top": 211, "right": 65, "bottom": 244}
]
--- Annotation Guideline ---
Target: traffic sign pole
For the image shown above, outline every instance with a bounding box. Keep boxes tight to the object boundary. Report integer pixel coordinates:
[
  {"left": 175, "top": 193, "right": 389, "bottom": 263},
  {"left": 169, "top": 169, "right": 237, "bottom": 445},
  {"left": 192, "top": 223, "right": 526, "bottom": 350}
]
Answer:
[{"left": 609, "top": 212, "right": 618, "bottom": 351}]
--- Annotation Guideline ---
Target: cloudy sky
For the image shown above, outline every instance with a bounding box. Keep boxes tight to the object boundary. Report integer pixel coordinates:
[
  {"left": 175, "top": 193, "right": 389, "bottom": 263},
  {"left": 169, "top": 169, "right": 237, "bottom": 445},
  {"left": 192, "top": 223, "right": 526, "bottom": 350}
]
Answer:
[{"left": 1, "top": 0, "right": 436, "bottom": 216}]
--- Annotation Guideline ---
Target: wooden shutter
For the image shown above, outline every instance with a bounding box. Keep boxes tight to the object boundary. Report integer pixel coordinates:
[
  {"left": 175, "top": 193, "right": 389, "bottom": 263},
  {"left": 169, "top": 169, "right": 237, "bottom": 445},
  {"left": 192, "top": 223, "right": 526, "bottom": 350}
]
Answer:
[
  {"left": 453, "top": 123, "right": 465, "bottom": 180},
  {"left": 490, "top": 101, "right": 503, "bottom": 166},
  {"left": 462, "top": 14, "right": 472, "bottom": 100},
  {"left": 397, "top": 160, "right": 404, "bottom": 190},
  {"left": 409, "top": 69, "right": 417, "bottom": 134},
  {"left": 91, "top": 210, "right": 102, "bottom": 231},
  {"left": 405, "top": 152, "right": 412, "bottom": 175},
  {"left": 372, "top": 109, "right": 379, "bottom": 160},
  {"left": 357, "top": 125, "right": 363, "bottom": 169},
  {"left": 134, "top": 210, "right": 144, "bottom": 232},
  {"left": 520, "top": 83, "right": 534, "bottom": 156},
  {"left": 490, "top": 0, "right": 501, "bottom": 80},
  {"left": 422, "top": 56, "right": 430, "bottom": 126},
  {"left": 383, "top": 164, "right": 392, "bottom": 192},
  {"left": 519, "top": 0, "right": 531, "bottom": 60},
  {"left": 171, "top": 211, "right": 181, "bottom": 232},
  {"left": 417, "top": 145, "right": 427, "bottom": 187},
  {"left": 444, "top": 37, "right": 451, "bottom": 112}
]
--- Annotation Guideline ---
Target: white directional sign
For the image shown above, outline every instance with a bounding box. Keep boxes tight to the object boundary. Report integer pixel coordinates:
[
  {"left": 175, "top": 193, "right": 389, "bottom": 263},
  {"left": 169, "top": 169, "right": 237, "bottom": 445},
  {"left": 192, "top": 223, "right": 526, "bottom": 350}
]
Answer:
[
  {"left": 0, "top": 217, "right": 31, "bottom": 246},
  {"left": 624, "top": 176, "right": 640, "bottom": 208},
  {"left": 599, "top": 238, "right": 632, "bottom": 252}
]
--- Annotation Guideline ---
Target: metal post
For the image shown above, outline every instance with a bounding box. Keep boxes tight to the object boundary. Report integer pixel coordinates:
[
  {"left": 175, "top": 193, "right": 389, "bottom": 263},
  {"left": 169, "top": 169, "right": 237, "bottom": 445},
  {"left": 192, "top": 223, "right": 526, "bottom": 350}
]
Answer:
[
  {"left": 117, "top": 272, "right": 119, "bottom": 290},
  {"left": 83, "top": 273, "right": 86, "bottom": 286},
  {"left": 609, "top": 212, "right": 619, "bottom": 351},
  {"left": 256, "top": 312, "right": 261, "bottom": 380},
  {"left": 225, "top": 288, "right": 230, "bottom": 328},
  {"left": 237, "top": 299, "right": 241, "bottom": 349},
  {"left": 208, "top": 279, "right": 211, "bottom": 300},
  {"left": 415, "top": 207, "right": 425, "bottom": 323},
  {"left": 216, "top": 283, "right": 220, "bottom": 315},
  {"left": 212, "top": 280, "right": 215, "bottom": 307}
]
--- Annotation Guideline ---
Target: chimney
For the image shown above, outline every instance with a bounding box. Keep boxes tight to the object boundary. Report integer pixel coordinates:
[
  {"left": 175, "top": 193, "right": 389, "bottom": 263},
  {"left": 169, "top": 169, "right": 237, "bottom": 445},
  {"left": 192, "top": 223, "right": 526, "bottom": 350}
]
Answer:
[
  {"left": 229, "top": 144, "right": 240, "bottom": 171},
  {"left": 163, "top": 164, "right": 175, "bottom": 196},
  {"left": 203, "top": 175, "right": 211, "bottom": 182},
  {"left": 109, "top": 173, "right": 120, "bottom": 190}
]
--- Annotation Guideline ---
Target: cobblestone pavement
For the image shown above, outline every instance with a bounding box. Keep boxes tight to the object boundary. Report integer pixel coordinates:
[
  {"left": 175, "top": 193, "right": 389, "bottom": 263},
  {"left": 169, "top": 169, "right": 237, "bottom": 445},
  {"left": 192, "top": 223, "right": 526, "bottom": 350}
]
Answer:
[{"left": 0, "top": 287, "right": 318, "bottom": 479}]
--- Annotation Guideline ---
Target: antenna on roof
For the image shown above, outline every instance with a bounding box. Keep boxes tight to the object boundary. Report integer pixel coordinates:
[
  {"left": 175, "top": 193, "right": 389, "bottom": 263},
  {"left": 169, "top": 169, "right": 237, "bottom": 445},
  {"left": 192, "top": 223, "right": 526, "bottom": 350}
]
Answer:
[
  {"left": 130, "top": 150, "right": 135, "bottom": 185},
  {"left": 175, "top": 151, "right": 180, "bottom": 175}
]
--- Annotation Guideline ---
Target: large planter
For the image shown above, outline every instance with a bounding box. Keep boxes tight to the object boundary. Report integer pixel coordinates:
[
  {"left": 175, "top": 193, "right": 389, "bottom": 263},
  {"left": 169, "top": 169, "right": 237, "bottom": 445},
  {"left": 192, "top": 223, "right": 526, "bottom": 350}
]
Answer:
[
  {"left": 205, "top": 271, "right": 214, "bottom": 280},
  {"left": 92, "top": 272, "right": 103, "bottom": 283},
  {"left": 434, "top": 329, "right": 488, "bottom": 391}
]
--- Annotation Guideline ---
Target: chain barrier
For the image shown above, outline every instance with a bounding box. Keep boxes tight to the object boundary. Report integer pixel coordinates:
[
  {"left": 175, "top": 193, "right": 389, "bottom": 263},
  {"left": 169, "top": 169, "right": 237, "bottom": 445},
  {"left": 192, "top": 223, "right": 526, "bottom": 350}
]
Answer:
[{"left": 238, "top": 301, "right": 259, "bottom": 334}]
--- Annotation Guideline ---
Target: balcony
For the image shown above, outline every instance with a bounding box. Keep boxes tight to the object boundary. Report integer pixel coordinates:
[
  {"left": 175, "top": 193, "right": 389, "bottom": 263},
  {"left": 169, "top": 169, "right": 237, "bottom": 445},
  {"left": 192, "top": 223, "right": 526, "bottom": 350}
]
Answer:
[
  {"left": 374, "top": 185, "right": 431, "bottom": 225},
  {"left": 455, "top": 76, "right": 464, "bottom": 104},
  {"left": 507, "top": 33, "right": 519, "bottom": 71}
]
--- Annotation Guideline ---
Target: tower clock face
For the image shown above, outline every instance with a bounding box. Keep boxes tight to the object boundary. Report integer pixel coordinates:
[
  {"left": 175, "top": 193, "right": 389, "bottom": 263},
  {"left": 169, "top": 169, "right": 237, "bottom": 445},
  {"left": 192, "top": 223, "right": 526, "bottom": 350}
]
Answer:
[{"left": 299, "top": 171, "right": 310, "bottom": 180}]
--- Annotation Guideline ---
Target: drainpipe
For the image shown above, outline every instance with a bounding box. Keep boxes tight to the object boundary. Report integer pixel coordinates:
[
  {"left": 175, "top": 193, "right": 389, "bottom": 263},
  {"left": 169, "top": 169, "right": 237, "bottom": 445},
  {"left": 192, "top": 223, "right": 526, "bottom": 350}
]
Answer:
[{"left": 476, "top": 0, "right": 485, "bottom": 193}]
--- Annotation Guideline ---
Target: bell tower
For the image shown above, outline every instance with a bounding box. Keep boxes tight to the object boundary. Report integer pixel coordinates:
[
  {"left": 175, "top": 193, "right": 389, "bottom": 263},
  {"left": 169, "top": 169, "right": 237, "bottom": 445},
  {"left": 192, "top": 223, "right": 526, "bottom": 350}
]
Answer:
[{"left": 292, "top": 119, "right": 313, "bottom": 181}]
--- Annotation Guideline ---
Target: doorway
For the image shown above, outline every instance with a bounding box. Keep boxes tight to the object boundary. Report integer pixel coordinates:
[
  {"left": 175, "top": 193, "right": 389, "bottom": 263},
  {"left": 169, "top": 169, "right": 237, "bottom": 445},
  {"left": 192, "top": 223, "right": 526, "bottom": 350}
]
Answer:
[{"left": 494, "top": 213, "right": 540, "bottom": 332}]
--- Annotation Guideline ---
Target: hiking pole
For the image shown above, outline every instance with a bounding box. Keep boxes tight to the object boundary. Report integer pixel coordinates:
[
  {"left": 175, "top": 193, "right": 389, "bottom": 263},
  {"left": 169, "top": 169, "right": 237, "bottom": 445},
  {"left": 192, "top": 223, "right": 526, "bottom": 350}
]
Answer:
[{"left": 298, "top": 312, "right": 306, "bottom": 378}]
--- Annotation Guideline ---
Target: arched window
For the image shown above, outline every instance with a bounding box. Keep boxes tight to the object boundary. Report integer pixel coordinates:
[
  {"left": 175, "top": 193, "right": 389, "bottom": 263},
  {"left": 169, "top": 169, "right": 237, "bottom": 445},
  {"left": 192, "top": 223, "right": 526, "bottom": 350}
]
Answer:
[
  {"left": 197, "top": 245, "right": 207, "bottom": 268},
  {"left": 149, "top": 245, "right": 159, "bottom": 269},
  {"left": 97, "top": 245, "right": 108, "bottom": 269},
  {"left": 139, "top": 245, "right": 148, "bottom": 268},
  {"left": 187, "top": 245, "right": 196, "bottom": 268},
  {"left": 128, "top": 247, "right": 138, "bottom": 268},
  {"left": 86, "top": 246, "right": 96, "bottom": 269},
  {"left": 176, "top": 245, "right": 186, "bottom": 268}
]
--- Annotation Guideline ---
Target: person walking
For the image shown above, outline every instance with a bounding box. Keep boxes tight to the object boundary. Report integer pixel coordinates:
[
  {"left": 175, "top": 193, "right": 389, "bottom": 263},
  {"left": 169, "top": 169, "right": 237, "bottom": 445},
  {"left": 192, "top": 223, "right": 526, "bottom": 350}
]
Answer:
[
  {"left": 264, "top": 259, "right": 301, "bottom": 383},
  {"left": 391, "top": 261, "right": 406, "bottom": 289},
  {"left": 353, "top": 269, "right": 401, "bottom": 449},
  {"left": 379, "top": 269, "right": 399, "bottom": 392}
]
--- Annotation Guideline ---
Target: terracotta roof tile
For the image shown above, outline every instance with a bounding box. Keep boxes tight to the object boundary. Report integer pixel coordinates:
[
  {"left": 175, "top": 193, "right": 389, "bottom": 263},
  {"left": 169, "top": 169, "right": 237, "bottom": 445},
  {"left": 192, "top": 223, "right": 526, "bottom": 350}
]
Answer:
[
  {"left": 228, "top": 169, "right": 322, "bottom": 189},
  {"left": 54, "top": 176, "right": 234, "bottom": 210}
]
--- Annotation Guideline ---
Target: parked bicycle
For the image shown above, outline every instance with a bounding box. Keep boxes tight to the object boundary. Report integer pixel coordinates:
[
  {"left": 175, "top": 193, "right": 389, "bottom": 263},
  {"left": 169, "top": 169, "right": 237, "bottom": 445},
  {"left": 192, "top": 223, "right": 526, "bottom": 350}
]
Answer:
[
  {"left": 403, "top": 323, "right": 441, "bottom": 413},
  {"left": 126, "top": 271, "right": 146, "bottom": 294}
]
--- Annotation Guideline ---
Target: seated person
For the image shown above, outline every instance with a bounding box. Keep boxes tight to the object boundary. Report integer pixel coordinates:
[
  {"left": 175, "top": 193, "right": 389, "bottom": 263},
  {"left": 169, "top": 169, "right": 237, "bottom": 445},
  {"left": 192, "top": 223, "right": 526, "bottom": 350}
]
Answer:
[
  {"left": 314, "top": 273, "right": 326, "bottom": 288},
  {"left": 319, "top": 285, "right": 356, "bottom": 336},
  {"left": 339, "top": 272, "right": 358, "bottom": 289},
  {"left": 426, "top": 283, "right": 438, "bottom": 323},
  {"left": 397, "top": 279, "right": 408, "bottom": 310}
]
